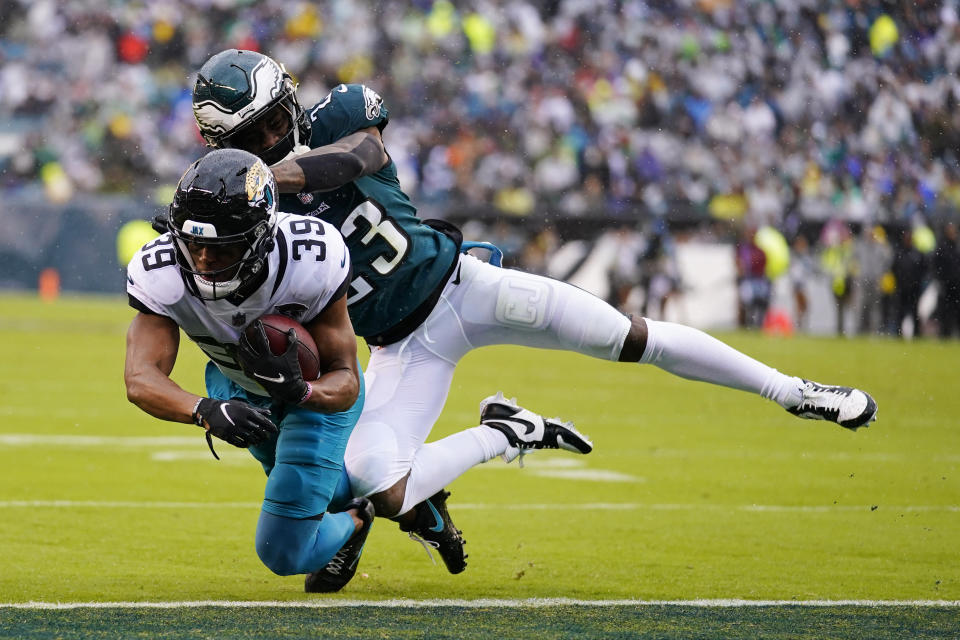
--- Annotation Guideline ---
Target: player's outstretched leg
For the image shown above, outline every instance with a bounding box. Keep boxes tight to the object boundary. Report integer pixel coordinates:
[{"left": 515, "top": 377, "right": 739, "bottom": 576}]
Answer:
[
  {"left": 479, "top": 392, "right": 593, "bottom": 459},
  {"left": 304, "top": 497, "right": 375, "bottom": 593},
  {"left": 399, "top": 489, "right": 467, "bottom": 574},
  {"left": 786, "top": 380, "right": 878, "bottom": 430}
]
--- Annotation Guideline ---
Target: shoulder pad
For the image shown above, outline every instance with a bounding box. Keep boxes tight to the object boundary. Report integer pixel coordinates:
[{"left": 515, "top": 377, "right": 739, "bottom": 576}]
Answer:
[{"left": 126, "top": 236, "right": 186, "bottom": 310}]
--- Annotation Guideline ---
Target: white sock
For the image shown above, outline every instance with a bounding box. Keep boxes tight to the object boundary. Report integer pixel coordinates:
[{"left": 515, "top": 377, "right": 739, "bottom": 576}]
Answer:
[
  {"left": 396, "top": 426, "right": 510, "bottom": 516},
  {"left": 640, "top": 319, "right": 804, "bottom": 408}
]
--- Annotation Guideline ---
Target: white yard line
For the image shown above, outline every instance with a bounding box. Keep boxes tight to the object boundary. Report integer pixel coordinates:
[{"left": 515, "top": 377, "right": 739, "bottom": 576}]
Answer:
[
  {"left": 2, "top": 434, "right": 958, "bottom": 463},
  {"left": 0, "top": 500, "right": 956, "bottom": 512},
  {"left": 0, "top": 434, "right": 200, "bottom": 446},
  {"left": 2, "top": 598, "right": 959, "bottom": 609}
]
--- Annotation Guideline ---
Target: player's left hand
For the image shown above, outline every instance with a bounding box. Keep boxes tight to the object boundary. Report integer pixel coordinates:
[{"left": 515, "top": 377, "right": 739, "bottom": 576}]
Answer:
[{"left": 237, "top": 321, "right": 312, "bottom": 405}]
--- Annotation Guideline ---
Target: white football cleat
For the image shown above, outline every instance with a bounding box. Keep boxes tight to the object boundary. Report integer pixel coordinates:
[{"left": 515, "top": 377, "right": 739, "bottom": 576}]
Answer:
[
  {"left": 787, "top": 380, "right": 878, "bottom": 430},
  {"left": 479, "top": 392, "right": 593, "bottom": 464}
]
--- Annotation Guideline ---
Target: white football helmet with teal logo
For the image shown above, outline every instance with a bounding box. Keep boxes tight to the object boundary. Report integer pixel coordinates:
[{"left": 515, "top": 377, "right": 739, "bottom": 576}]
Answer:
[{"left": 193, "top": 49, "right": 311, "bottom": 165}]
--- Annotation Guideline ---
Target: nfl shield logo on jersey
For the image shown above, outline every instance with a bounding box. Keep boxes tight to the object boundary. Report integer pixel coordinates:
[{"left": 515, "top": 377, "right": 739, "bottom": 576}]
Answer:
[
  {"left": 298, "top": 192, "right": 314, "bottom": 205},
  {"left": 232, "top": 312, "right": 247, "bottom": 326},
  {"left": 276, "top": 303, "right": 308, "bottom": 321}
]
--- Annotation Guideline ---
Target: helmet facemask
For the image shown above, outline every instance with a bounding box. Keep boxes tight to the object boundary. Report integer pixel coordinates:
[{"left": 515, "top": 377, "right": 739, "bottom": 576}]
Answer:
[
  {"left": 171, "top": 219, "right": 274, "bottom": 300},
  {"left": 219, "top": 85, "right": 309, "bottom": 165}
]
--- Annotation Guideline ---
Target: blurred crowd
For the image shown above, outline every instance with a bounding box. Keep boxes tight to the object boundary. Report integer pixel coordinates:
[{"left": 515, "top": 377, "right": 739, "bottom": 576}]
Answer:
[
  {"left": 1, "top": 0, "right": 959, "bottom": 335},
  {"left": 736, "top": 218, "right": 960, "bottom": 338}
]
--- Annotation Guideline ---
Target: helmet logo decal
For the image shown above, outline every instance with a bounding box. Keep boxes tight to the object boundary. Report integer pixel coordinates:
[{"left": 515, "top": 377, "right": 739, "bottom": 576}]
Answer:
[
  {"left": 245, "top": 159, "right": 273, "bottom": 209},
  {"left": 362, "top": 85, "right": 383, "bottom": 121}
]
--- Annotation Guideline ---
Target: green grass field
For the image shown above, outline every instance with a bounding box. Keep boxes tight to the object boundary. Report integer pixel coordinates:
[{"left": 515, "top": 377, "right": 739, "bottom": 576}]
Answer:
[{"left": 0, "top": 293, "right": 958, "bottom": 638}]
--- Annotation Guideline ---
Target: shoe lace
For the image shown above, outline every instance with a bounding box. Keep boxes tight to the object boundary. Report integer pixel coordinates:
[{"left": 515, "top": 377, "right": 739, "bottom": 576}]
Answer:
[
  {"left": 407, "top": 531, "right": 440, "bottom": 566},
  {"left": 517, "top": 448, "right": 530, "bottom": 467},
  {"left": 799, "top": 384, "right": 844, "bottom": 415},
  {"left": 324, "top": 550, "right": 348, "bottom": 576}
]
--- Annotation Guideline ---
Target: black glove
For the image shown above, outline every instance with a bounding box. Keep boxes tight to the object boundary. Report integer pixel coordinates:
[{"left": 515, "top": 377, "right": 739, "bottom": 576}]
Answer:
[
  {"left": 192, "top": 397, "right": 277, "bottom": 459},
  {"left": 237, "top": 322, "right": 312, "bottom": 405}
]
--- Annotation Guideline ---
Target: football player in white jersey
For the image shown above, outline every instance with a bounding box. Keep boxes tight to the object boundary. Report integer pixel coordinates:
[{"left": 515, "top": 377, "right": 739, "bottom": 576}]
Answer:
[{"left": 124, "top": 149, "right": 372, "bottom": 593}]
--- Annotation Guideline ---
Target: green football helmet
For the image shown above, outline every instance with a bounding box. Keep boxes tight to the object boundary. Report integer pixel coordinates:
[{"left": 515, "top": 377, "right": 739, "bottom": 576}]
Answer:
[{"left": 193, "top": 49, "right": 311, "bottom": 165}]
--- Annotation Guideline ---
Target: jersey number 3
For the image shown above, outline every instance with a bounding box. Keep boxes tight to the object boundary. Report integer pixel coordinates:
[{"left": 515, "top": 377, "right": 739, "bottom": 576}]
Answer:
[{"left": 341, "top": 200, "right": 409, "bottom": 304}]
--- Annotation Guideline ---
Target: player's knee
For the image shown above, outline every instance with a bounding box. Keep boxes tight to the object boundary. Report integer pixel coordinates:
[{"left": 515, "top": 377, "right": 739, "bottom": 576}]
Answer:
[
  {"left": 344, "top": 421, "right": 401, "bottom": 498},
  {"left": 368, "top": 476, "right": 407, "bottom": 519},
  {"left": 618, "top": 316, "right": 648, "bottom": 362},
  {"left": 256, "top": 536, "right": 302, "bottom": 576},
  {"left": 345, "top": 448, "right": 391, "bottom": 495}
]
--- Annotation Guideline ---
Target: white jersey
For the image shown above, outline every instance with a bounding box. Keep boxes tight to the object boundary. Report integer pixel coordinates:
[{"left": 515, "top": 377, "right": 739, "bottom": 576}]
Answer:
[{"left": 127, "top": 212, "right": 351, "bottom": 396}]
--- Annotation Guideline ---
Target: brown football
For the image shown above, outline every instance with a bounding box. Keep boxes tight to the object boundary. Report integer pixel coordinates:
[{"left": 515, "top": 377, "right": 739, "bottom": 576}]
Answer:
[{"left": 247, "top": 314, "right": 321, "bottom": 381}]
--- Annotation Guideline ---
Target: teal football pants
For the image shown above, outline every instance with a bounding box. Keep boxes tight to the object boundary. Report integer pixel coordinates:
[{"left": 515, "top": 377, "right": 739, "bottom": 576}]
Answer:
[{"left": 204, "top": 362, "right": 363, "bottom": 574}]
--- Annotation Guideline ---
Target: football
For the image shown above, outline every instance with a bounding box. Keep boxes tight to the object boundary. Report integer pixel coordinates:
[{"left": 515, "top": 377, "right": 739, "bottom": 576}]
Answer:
[{"left": 246, "top": 314, "right": 321, "bottom": 381}]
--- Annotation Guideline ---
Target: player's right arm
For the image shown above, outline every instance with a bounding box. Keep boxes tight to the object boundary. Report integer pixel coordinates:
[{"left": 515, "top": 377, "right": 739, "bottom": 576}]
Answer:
[
  {"left": 124, "top": 311, "right": 196, "bottom": 423},
  {"left": 125, "top": 311, "right": 277, "bottom": 448},
  {"left": 271, "top": 125, "right": 388, "bottom": 194},
  {"left": 271, "top": 84, "right": 390, "bottom": 194}
]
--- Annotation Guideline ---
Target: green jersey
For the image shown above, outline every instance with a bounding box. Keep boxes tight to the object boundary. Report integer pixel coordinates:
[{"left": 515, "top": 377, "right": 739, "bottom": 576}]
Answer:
[{"left": 278, "top": 84, "right": 460, "bottom": 344}]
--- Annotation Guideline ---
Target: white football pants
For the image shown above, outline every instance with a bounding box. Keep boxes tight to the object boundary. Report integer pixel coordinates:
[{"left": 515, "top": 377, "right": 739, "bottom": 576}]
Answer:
[
  {"left": 343, "top": 253, "right": 802, "bottom": 515},
  {"left": 343, "top": 254, "right": 631, "bottom": 507}
]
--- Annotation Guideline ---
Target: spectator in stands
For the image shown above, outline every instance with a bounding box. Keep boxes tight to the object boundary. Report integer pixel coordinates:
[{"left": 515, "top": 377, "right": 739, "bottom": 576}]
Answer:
[
  {"left": 788, "top": 233, "right": 816, "bottom": 333},
  {"left": 933, "top": 222, "right": 960, "bottom": 338},
  {"left": 820, "top": 220, "right": 856, "bottom": 337},
  {"left": 2, "top": 0, "right": 959, "bottom": 232},
  {"left": 854, "top": 225, "right": 894, "bottom": 336},
  {"left": 735, "top": 227, "right": 770, "bottom": 330},
  {"left": 892, "top": 229, "right": 929, "bottom": 338}
]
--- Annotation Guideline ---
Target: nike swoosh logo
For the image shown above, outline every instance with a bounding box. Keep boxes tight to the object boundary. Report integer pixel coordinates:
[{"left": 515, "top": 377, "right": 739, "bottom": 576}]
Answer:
[
  {"left": 340, "top": 253, "right": 347, "bottom": 268},
  {"left": 219, "top": 404, "right": 236, "bottom": 426},
  {"left": 254, "top": 372, "right": 286, "bottom": 384},
  {"left": 452, "top": 263, "right": 462, "bottom": 285},
  {"left": 487, "top": 418, "right": 537, "bottom": 435},
  {"left": 347, "top": 542, "right": 367, "bottom": 570},
  {"left": 426, "top": 500, "right": 445, "bottom": 533}
]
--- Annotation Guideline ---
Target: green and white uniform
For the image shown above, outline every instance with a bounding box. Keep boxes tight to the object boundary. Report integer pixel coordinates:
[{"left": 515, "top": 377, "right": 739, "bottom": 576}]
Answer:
[
  {"left": 279, "top": 84, "right": 461, "bottom": 345},
  {"left": 284, "top": 85, "right": 632, "bottom": 507}
]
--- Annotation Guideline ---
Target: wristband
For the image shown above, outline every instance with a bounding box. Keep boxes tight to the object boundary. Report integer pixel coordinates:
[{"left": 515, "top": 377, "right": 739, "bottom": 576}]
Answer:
[
  {"left": 299, "top": 383, "right": 313, "bottom": 405},
  {"left": 191, "top": 397, "right": 206, "bottom": 428}
]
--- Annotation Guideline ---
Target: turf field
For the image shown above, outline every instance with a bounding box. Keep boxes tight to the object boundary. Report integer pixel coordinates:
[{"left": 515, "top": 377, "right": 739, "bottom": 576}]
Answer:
[{"left": 0, "top": 293, "right": 957, "bottom": 638}]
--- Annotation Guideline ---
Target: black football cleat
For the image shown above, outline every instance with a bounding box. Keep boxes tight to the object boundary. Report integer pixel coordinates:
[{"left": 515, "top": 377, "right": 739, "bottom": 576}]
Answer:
[
  {"left": 480, "top": 391, "right": 593, "bottom": 461},
  {"left": 304, "top": 497, "right": 375, "bottom": 593},
  {"left": 400, "top": 489, "right": 467, "bottom": 574}
]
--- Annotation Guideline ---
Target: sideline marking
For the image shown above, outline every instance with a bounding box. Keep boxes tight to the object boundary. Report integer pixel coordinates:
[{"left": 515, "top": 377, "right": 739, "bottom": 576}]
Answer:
[
  {"left": 0, "top": 500, "right": 956, "bottom": 513},
  {"left": 2, "top": 598, "right": 959, "bottom": 610}
]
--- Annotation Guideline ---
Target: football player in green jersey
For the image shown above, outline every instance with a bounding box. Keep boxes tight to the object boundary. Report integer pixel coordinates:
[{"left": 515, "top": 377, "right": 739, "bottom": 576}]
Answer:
[{"left": 189, "top": 49, "right": 878, "bottom": 584}]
